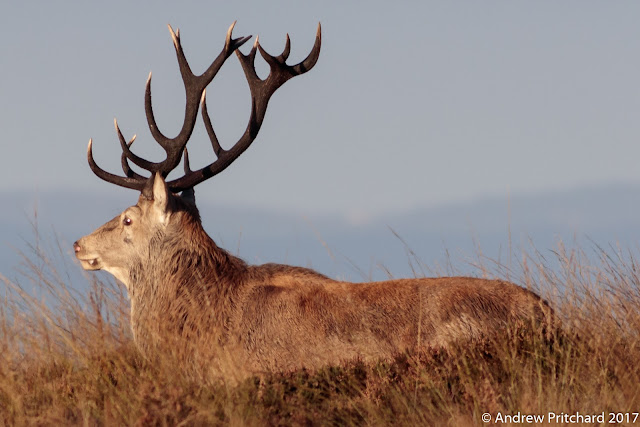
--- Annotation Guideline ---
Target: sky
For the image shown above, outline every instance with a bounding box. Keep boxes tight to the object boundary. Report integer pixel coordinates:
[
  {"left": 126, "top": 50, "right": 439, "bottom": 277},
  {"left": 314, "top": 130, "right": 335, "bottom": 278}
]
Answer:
[{"left": 2, "top": 2, "right": 640, "bottom": 223}]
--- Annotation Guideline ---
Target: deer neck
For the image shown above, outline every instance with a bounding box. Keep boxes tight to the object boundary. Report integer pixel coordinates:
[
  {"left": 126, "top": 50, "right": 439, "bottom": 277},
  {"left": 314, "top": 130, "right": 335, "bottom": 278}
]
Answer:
[
  {"left": 128, "top": 216, "right": 248, "bottom": 314},
  {"left": 125, "top": 216, "right": 249, "bottom": 357}
]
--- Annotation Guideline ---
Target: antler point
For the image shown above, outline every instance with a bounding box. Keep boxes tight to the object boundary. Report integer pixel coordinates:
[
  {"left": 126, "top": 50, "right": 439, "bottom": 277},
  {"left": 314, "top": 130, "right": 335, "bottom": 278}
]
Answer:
[
  {"left": 170, "top": 32, "right": 179, "bottom": 48},
  {"left": 226, "top": 21, "right": 237, "bottom": 46}
]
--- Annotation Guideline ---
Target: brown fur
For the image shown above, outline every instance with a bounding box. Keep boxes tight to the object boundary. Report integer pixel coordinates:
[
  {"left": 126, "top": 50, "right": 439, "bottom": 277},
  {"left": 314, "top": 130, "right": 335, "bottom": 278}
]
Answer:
[{"left": 75, "top": 174, "right": 553, "bottom": 381}]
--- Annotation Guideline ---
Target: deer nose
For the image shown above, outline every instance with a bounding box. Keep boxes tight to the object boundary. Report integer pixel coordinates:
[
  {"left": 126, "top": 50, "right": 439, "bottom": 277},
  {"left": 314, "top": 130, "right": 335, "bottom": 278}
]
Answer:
[{"left": 73, "top": 241, "right": 81, "bottom": 253}]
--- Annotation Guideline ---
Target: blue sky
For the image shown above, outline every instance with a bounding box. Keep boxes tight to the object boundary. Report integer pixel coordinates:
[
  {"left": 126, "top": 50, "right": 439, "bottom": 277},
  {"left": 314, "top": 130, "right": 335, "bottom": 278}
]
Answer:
[{"left": 2, "top": 2, "right": 640, "bottom": 224}]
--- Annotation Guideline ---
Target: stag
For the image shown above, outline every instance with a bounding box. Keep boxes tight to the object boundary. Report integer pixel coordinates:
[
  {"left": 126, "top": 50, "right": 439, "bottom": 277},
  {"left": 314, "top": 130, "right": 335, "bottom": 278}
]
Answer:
[{"left": 74, "top": 23, "right": 552, "bottom": 381}]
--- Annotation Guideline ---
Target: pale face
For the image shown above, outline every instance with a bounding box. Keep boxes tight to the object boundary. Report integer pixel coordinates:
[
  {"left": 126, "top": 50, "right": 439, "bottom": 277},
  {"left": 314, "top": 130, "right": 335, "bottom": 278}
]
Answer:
[{"left": 74, "top": 174, "right": 171, "bottom": 288}]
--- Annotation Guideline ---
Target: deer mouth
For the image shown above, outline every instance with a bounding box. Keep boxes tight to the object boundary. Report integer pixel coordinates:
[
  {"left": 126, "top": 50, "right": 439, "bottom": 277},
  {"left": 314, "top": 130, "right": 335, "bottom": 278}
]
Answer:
[
  {"left": 77, "top": 256, "right": 102, "bottom": 270},
  {"left": 74, "top": 241, "right": 102, "bottom": 270}
]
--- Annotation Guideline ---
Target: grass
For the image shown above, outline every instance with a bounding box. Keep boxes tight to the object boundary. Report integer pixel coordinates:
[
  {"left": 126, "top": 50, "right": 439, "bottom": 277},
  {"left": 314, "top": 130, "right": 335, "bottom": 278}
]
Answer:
[{"left": 1, "top": 237, "right": 639, "bottom": 426}]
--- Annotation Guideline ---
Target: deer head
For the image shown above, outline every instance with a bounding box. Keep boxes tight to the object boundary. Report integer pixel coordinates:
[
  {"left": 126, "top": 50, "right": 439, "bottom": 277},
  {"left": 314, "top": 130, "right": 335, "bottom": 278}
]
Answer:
[{"left": 74, "top": 22, "right": 321, "bottom": 286}]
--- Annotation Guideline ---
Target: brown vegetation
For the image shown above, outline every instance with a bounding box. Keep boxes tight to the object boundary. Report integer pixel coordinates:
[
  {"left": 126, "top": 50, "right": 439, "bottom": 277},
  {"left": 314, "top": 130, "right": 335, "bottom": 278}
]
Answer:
[{"left": 2, "top": 236, "right": 639, "bottom": 425}]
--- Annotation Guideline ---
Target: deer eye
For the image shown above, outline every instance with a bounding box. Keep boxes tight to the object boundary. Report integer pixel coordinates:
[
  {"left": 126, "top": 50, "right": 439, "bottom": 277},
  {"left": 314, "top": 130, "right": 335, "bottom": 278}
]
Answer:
[{"left": 123, "top": 216, "right": 133, "bottom": 226}]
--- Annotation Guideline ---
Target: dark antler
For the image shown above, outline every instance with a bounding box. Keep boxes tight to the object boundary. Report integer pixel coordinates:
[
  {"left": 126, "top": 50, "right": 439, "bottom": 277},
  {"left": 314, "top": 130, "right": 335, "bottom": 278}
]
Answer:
[
  {"left": 87, "top": 22, "right": 321, "bottom": 193},
  {"left": 167, "top": 23, "right": 322, "bottom": 192}
]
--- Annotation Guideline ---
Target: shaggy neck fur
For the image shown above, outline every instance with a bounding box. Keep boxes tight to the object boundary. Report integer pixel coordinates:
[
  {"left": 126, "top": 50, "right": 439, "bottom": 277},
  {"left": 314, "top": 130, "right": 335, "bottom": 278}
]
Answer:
[{"left": 127, "top": 198, "right": 249, "bottom": 357}]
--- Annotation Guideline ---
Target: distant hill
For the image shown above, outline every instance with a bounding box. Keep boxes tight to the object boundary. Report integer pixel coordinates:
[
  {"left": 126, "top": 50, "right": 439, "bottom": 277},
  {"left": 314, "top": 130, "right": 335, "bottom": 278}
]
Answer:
[{"left": 2, "top": 183, "right": 640, "bottom": 285}]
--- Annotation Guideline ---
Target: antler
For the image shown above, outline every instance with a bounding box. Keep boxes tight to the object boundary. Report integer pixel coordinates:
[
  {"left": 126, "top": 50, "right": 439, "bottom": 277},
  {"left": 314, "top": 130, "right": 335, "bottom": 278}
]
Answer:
[{"left": 88, "top": 22, "right": 321, "bottom": 193}]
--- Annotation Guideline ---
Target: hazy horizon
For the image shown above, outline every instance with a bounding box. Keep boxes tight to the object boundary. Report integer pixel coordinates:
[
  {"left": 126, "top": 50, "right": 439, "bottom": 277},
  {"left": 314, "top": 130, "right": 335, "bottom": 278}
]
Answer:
[{"left": 3, "top": 181, "right": 640, "bottom": 285}]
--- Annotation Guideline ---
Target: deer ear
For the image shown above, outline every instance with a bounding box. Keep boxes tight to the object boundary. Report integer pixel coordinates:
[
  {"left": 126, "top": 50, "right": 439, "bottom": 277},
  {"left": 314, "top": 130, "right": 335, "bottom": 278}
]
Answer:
[
  {"left": 151, "top": 172, "right": 170, "bottom": 224},
  {"left": 181, "top": 188, "right": 196, "bottom": 206}
]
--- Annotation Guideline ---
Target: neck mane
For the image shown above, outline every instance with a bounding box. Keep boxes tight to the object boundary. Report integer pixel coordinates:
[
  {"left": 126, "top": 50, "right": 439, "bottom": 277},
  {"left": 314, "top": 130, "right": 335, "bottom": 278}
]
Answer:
[
  {"left": 126, "top": 201, "right": 250, "bottom": 353},
  {"left": 129, "top": 200, "right": 249, "bottom": 302}
]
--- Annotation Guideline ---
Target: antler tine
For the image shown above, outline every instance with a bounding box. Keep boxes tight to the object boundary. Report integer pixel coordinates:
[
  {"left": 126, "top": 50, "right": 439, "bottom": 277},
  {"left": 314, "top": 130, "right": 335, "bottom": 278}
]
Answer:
[
  {"left": 87, "top": 139, "right": 147, "bottom": 191},
  {"left": 225, "top": 21, "right": 238, "bottom": 52},
  {"left": 183, "top": 148, "right": 192, "bottom": 173},
  {"left": 181, "top": 148, "right": 196, "bottom": 202},
  {"left": 200, "top": 89, "right": 224, "bottom": 157},
  {"left": 115, "top": 116, "right": 157, "bottom": 173},
  {"left": 281, "top": 34, "right": 291, "bottom": 61},
  {"left": 167, "top": 24, "right": 193, "bottom": 84},
  {"left": 120, "top": 134, "right": 146, "bottom": 179},
  {"left": 292, "top": 22, "right": 321, "bottom": 75},
  {"left": 167, "top": 23, "right": 321, "bottom": 192},
  {"left": 201, "top": 21, "right": 253, "bottom": 83}
]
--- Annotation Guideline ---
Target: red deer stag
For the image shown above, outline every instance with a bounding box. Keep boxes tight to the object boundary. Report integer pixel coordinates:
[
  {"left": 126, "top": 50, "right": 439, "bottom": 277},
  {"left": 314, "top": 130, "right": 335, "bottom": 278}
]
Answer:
[{"left": 74, "top": 23, "right": 552, "bottom": 381}]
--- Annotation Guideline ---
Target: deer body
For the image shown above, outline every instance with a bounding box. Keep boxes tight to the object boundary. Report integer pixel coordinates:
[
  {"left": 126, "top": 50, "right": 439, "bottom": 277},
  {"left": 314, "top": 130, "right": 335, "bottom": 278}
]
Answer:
[
  {"left": 76, "top": 175, "right": 550, "bottom": 379},
  {"left": 74, "top": 23, "right": 551, "bottom": 380},
  {"left": 235, "top": 269, "right": 545, "bottom": 373}
]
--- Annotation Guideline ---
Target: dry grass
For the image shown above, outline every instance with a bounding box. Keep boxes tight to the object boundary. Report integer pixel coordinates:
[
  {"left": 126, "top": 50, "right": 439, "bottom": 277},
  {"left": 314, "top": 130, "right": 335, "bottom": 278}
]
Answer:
[{"left": 1, "top": 237, "right": 639, "bottom": 426}]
